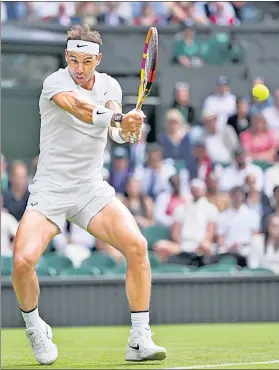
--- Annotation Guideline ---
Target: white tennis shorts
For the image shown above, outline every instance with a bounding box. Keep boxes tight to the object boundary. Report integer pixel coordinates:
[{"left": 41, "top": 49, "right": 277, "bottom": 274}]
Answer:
[{"left": 26, "top": 181, "right": 116, "bottom": 232}]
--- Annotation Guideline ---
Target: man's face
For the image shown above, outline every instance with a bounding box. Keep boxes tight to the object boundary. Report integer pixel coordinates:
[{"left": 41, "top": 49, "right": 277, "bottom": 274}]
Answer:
[
  {"left": 191, "top": 185, "right": 204, "bottom": 200},
  {"left": 114, "top": 157, "right": 128, "bottom": 171},
  {"left": 65, "top": 51, "right": 102, "bottom": 86},
  {"left": 149, "top": 150, "right": 162, "bottom": 169},
  {"left": 11, "top": 164, "right": 28, "bottom": 190},
  {"left": 235, "top": 153, "right": 246, "bottom": 167},
  {"left": 217, "top": 83, "right": 229, "bottom": 95},
  {"left": 231, "top": 190, "right": 245, "bottom": 207}
]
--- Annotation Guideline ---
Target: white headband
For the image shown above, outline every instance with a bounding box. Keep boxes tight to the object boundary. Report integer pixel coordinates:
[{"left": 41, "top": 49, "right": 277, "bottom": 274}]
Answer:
[{"left": 67, "top": 40, "right": 100, "bottom": 55}]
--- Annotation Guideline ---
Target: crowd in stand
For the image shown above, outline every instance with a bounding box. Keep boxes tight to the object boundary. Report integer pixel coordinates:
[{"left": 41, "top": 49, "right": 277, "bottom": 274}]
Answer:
[
  {"left": 2, "top": 75, "right": 279, "bottom": 274},
  {"left": 1, "top": 1, "right": 268, "bottom": 26}
]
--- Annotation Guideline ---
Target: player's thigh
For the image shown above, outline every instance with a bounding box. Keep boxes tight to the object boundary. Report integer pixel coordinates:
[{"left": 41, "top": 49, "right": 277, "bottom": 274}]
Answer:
[
  {"left": 13, "top": 210, "right": 59, "bottom": 265},
  {"left": 87, "top": 198, "right": 147, "bottom": 256}
]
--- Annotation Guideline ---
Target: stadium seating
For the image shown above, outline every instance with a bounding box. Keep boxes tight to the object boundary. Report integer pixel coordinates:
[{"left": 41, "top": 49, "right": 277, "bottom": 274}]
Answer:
[
  {"left": 152, "top": 264, "right": 193, "bottom": 275},
  {"left": 141, "top": 225, "right": 171, "bottom": 250},
  {"left": 41, "top": 254, "right": 73, "bottom": 274},
  {"left": 59, "top": 266, "right": 102, "bottom": 276},
  {"left": 237, "top": 267, "right": 276, "bottom": 275},
  {"left": 1, "top": 256, "right": 13, "bottom": 276},
  {"left": 80, "top": 252, "right": 117, "bottom": 273}
]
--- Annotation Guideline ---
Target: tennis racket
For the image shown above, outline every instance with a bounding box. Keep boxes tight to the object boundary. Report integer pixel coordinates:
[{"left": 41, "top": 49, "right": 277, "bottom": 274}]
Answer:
[{"left": 130, "top": 27, "right": 158, "bottom": 143}]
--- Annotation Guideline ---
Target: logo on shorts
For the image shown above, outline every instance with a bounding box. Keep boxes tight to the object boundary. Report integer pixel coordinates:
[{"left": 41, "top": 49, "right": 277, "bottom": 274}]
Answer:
[
  {"left": 96, "top": 111, "right": 106, "bottom": 115},
  {"left": 77, "top": 44, "right": 87, "bottom": 48},
  {"left": 31, "top": 202, "right": 38, "bottom": 207}
]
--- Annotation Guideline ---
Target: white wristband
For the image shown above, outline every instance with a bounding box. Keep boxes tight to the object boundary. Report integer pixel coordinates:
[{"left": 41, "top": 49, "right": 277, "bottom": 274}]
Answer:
[
  {"left": 110, "top": 127, "right": 127, "bottom": 144},
  {"left": 92, "top": 105, "right": 114, "bottom": 127}
]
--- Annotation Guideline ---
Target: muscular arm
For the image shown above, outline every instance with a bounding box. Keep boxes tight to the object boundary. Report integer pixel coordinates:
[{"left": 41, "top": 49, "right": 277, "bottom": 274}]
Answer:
[{"left": 52, "top": 91, "right": 97, "bottom": 124}]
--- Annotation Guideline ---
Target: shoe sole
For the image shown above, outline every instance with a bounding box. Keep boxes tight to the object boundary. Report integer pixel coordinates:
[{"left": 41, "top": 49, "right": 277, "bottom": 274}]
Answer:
[{"left": 126, "top": 350, "right": 167, "bottom": 362}]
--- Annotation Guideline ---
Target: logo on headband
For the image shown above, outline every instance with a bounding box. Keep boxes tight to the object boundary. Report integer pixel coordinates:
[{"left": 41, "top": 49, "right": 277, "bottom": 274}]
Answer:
[{"left": 77, "top": 44, "right": 87, "bottom": 48}]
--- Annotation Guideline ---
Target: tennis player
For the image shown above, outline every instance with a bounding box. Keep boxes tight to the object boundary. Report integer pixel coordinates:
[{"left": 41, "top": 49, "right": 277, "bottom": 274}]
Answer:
[{"left": 12, "top": 25, "right": 167, "bottom": 365}]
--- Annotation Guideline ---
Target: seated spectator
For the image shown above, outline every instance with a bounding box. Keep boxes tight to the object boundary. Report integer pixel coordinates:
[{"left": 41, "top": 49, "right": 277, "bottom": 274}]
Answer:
[
  {"left": 154, "top": 175, "right": 188, "bottom": 227},
  {"left": 135, "top": 144, "right": 176, "bottom": 200},
  {"left": 202, "top": 110, "right": 239, "bottom": 164},
  {"left": 172, "top": 82, "right": 196, "bottom": 125},
  {"left": 173, "top": 22, "right": 203, "bottom": 67},
  {"left": 33, "top": 2, "right": 76, "bottom": 22},
  {"left": 264, "top": 149, "right": 279, "bottom": 199},
  {"left": 97, "top": 2, "right": 126, "bottom": 25},
  {"left": 1, "top": 2, "right": 7, "bottom": 22},
  {"left": 248, "top": 77, "right": 274, "bottom": 116},
  {"left": 208, "top": 1, "right": 239, "bottom": 25},
  {"left": 154, "top": 179, "right": 218, "bottom": 264},
  {"left": 132, "top": 1, "right": 169, "bottom": 22},
  {"left": 133, "top": 2, "right": 161, "bottom": 25},
  {"left": 123, "top": 176, "right": 153, "bottom": 228},
  {"left": 129, "top": 123, "right": 150, "bottom": 171},
  {"left": 3, "top": 161, "right": 30, "bottom": 221},
  {"left": 240, "top": 113, "right": 278, "bottom": 162},
  {"left": 227, "top": 97, "right": 251, "bottom": 137},
  {"left": 108, "top": 147, "right": 131, "bottom": 195},
  {"left": 187, "top": 138, "right": 219, "bottom": 181},
  {"left": 216, "top": 186, "right": 260, "bottom": 266},
  {"left": 1, "top": 153, "right": 9, "bottom": 192},
  {"left": 263, "top": 88, "right": 279, "bottom": 140},
  {"left": 203, "top": 76, "right": 237, "bottom": 130},
  {"left": 157, "top": 109, "right": 194, "bottom": 166},
  {"left": 206, "top": 172, "right": 230, "bottom": 212},
  {"left": 244, "top": 174, "right": 270, "bottom": 216},
  {"left": 261, "top": 185, "right": 279, "bottom": 233},
  {"left": 167, "top": 2, "right": 209, "bottom": 25},
  {"left": 77, "top": 2, "right": 101, "bottom": 26},
  {"left": 219, "top": 147, "right": 264, "bottom": 192},
  {"left": 249, "top": 215, "right": 279, "bottom": 274},
  {"left": 1, "top": 195, "right": 18, "bottom": 257},
  {"left": 233, "top": 1, "right": 262, "bottom": 22}
]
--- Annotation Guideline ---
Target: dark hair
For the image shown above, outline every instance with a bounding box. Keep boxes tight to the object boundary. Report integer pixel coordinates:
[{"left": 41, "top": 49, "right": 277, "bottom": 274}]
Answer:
[
  {"left": 264, "top": 214, "right": 279, "bottom": 253},
  {"left": 67, "top": 24, "right": 102, "bottom": 45}
]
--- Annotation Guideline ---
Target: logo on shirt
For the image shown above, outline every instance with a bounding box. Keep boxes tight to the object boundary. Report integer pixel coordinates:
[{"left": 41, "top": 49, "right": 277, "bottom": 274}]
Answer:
[
  {"left": 31, "top": 202, "right": 38, "bottom": 207},
  {"left": 96, "top": 111, "right": 106, "bottom": 115},
  {"left": 77, "top": 44, "right": 87, "bottom": 48}
]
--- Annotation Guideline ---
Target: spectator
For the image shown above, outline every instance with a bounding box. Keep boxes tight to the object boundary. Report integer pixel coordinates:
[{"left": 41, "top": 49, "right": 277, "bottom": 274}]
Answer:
[
  {"left": 1, "top": 195, "right": 19, "bottom": 257},
  {"left": 133, "top": 2, "right": 161, "bottom": 25},
  {"left": 248, "top": 77, "right": 274, "bottom": 116},
  {"left": 172, "top": 82, "right": 196, "bottom": 125},
  {"left": 123, "top": 176, "right": 153, "bottom": 228},
  {"left": 206, "top": 172, "right": 230, "bottom": 212},
  {"left": 78, "top": 2, "right": 101, "bottom": 26},
  {"left": 216, "top": 186, "right": 260, "bottom": 267},
  {"left": 264, "top": 149, "right": 279, "bottom": 199},
  {"left": 1, "top": 154, "right": 9, "bottom": 192},
  {"left": 154, "top": 174, "right": 188, "bottom": 227},
  {"left": 202, "top": 110, "right": 239, "bottom": 164},
  {"left": 240, "top": 113, "right": 278, "bottom": 162},
  {"left": 135, "top": 144, "right": 176, "bottom": 200},
  {"left": 3, "top": 161, "right": 29, "bottom": 221},
  {"left": 167, "top": 2, "right": 209, "bottom": 25},
  {"left": 132, "top": 2, "right": 169, "bottom": 21},
  {"left": 108, "top": 147, "right": 130, "bottom": 195},
  {"left": 263, "top": 88, "right": 279, "bottom": 140},
  {"left": 33, "top": 2, "right": 76, "bottom": 22},
  {"left": 208, "top": 1, "right": 238, "bottom": 25},
  {"left": 157, "top": 109, "right": 194, "bottom": 165},
  {"left": 188, "top": 138, "right": 218, "bottom": 181},
  {"left": 227, "top": 97, "right": 251, "bottom": 137},
  {"left": 129, "top": 123, "right": 150, "bottom": 171},
  {"left": 173, "top": 22, "right": 203, "bottom": 67},
  {"left": 249, "top": 215, "right": 279, "bottom": 274},
  {"left": 1, "top": 1, "right": 7, "bottom": 22},
  {"left": 244, "top": 174, "right": 270, "bottom": 216},
  {"left": 154, "top": 179, "right": 218, "bottom": 264},
  {"left": 203, "top": 76, "right": 236, "bottom": 129},
  {"left": 219, "top": 147, "right": 264, "bottom": 192},
  {"left": 261, "top": 185, "right": 279, "bottom": 234},
  {"left": 233, "top": 2, "right": 262, "bottom": 22},
  {"left": 97, "top": 2, "right": 126, "bottom": 25}
]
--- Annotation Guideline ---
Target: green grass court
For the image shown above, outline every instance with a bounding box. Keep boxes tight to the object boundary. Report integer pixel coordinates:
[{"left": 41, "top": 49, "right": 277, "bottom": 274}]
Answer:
[{"left": 2, "top": 323, "right": 279, "bottom": 369}]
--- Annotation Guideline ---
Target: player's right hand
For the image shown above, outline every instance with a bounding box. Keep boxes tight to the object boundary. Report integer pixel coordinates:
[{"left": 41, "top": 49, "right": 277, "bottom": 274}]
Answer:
[{"left": 121, "top": 110, "right": 145, "bottom": 132}]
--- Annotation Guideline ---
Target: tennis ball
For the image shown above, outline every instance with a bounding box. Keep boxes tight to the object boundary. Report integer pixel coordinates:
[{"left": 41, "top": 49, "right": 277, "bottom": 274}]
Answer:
[{"left": 252, "top": 84, "right": 270, "bottom": 102}]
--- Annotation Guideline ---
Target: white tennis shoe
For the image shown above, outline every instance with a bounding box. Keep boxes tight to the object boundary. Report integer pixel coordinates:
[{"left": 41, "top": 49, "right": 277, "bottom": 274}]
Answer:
[
  {"left": 125, "top": 326, "right": 167, "bottom": 362},
  {"left": 26, "top": 322, "right": 58, "bottom": 365}
]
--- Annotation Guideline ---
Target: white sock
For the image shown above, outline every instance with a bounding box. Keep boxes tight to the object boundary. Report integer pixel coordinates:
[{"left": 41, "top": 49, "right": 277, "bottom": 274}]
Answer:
[
  {"left": 131, "top": 311, "right": 150, "bottom": 331},
  {"left": 21, "top": 307, "right": 45, "bottom": 331}
]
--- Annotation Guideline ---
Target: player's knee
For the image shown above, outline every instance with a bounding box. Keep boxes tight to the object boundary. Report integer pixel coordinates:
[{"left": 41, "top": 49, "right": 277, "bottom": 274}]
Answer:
[
  {"left": 13, "top": 249, "right": 37, "bottom": 275},
  {"left": 126, "top": 235, "right": 148, "bottom": 262}
]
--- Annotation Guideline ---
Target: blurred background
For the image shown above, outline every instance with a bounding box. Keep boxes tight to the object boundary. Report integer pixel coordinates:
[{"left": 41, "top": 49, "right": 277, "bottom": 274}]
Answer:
[{"left": 2, "top": 1, "right": 279, "bottom": 328}]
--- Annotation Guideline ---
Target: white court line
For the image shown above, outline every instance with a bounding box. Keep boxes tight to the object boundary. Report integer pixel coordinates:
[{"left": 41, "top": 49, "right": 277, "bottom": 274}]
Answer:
[{"left": 167, "top": 359, "right": 279, "bottom": 369}]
